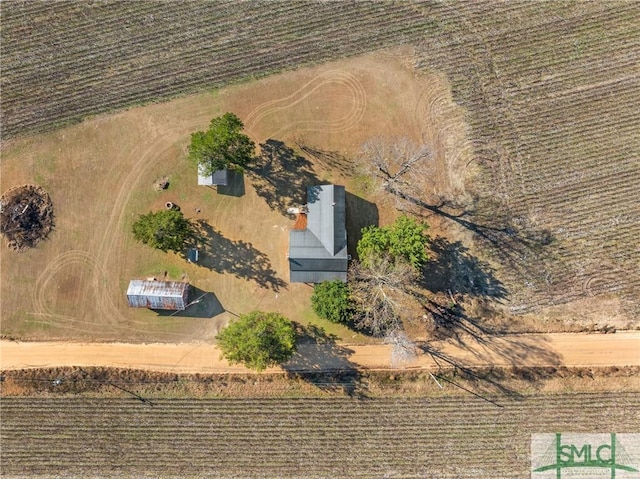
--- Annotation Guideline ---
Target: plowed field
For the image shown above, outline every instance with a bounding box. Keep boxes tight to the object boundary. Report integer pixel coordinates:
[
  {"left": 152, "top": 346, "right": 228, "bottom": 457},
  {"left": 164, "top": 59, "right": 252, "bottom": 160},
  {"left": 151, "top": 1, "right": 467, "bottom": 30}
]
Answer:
[
  {"left": 1, "top": 393, "right": 638, "bottom": 478},
  {"left": 0, "top": 0, "right": 432, "bottom": 139},
  {"left": 413, "top": 1, "right": 640, "bottom": 318}
]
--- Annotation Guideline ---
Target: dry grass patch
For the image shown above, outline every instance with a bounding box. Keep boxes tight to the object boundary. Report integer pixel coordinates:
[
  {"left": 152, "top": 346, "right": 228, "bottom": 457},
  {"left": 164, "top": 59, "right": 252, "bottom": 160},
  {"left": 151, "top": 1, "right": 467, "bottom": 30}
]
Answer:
[{"left": 1, "top": 49, "right": 467, "bottom": 343}]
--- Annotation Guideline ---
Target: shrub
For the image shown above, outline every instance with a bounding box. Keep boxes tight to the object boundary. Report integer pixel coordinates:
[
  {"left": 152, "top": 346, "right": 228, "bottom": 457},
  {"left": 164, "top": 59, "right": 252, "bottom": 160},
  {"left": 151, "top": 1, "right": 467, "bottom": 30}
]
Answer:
[{"left": 311, "top": 280, "right": 353, "bottom": 324}]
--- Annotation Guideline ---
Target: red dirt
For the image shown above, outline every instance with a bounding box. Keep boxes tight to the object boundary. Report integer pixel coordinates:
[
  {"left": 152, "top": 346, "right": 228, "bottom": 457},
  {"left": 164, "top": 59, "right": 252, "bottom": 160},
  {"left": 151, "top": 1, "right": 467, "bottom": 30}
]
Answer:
[{"left": 2, "top": 332, "right": 638, "bottom": 374}]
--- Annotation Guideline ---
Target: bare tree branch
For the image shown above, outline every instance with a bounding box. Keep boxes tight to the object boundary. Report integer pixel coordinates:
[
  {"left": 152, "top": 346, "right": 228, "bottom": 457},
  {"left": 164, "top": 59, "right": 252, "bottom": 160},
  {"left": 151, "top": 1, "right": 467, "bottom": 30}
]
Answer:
[
  {"left": 361, "top": 137, "right": 433, "bottom": 199},
  {"left": 349, "top": 257, "right": 418, "bottom": 337},
  {"left": 384, "top": 328, "right": 418, "bottom": 367}
]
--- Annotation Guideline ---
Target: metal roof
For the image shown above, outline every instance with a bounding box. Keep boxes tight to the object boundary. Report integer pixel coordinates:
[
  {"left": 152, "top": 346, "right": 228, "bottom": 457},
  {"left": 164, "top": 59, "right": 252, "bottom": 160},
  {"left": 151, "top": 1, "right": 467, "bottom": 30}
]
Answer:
[
  {"left": 290, "top": 270, "right": 347, "bottom": 283},
  {"left": 288, "top": 185, "right": 348, "bottom": 283},
  {"left": 289, "top": 257, "right": 349, "bottom": 272},
  {"left": 198, "top": 165, "right": 229, "bottom": 186},
  {"left": 127, "top": 280, "right": 188, "bottom": 297},
  {"left": 306, "top": 184, "right": 346, "bottom": 256},
  {"left": 126, "top": 280, "right": 189, "bottom": 310}
]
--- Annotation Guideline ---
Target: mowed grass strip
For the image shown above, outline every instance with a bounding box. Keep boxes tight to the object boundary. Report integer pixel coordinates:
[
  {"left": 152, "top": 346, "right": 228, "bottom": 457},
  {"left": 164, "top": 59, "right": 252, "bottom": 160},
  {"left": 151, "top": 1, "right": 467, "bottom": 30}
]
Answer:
[{"left": 1, "top": 393, "right": 638, "bottom": 478}]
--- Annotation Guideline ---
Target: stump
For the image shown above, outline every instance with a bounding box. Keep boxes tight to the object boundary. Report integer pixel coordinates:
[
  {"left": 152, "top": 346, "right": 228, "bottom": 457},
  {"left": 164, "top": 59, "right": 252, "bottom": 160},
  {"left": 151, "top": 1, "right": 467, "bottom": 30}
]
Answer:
[{"left": 154, "top": 176, "right": 169, "bottom": 191}]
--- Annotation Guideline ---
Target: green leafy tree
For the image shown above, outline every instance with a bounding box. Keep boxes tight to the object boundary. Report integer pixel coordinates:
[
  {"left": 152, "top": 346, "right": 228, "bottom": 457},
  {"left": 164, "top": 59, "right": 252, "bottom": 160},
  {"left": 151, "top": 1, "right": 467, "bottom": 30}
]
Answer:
[
  {"left": 387, "top": 215, "right": 430, "bottom": 268},
  {"left": 216, "top": 311, "right": 297, "bottom": 371},
  {"left": 132, "top": 209, "right": 193, "bottom": 253},
  {"left": 356, "top": 224, "right": 391, "bottom": 265},
  {"left": 188, "top": 112, "right": 255, "bottom": 175},
  {"left": 311, "top": 280, "right": 353, "bottom": 324},
  {"left": 357, "top": 215, "right": 430, "bottom": 269}
]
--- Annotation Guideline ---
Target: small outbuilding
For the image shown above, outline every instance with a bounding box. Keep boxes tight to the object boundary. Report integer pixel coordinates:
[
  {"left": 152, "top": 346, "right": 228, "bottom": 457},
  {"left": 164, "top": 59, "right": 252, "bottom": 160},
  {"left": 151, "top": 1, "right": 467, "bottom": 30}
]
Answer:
[
  {"left": 187, "top": 248, "right": 199, "bottom": 263},
  {"left": 198, "top": 164, "right": 229, "bottom": 187},
  {"left": 289, "top": 184, "right": 348, "bottom": 283},
  {"left": 126, "top": 280, "right": 190, "bottom": 310}
]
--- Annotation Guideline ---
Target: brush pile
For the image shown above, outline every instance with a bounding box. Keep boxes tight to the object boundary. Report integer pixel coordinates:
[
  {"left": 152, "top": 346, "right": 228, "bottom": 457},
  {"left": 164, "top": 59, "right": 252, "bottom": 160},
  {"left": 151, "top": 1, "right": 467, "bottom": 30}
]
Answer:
[{"left": 0, "top": 184, "right": 54, "bottom": 251}]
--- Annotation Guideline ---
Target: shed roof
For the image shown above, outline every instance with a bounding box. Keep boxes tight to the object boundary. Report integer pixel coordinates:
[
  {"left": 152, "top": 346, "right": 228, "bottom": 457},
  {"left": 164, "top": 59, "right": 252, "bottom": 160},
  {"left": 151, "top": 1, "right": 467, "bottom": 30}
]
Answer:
[
  {"left": 126, "top": 280, "right": 190, "bottom": 310},
  {"left": 126, "top": 280, "right": 189, "bottom": 298},
  {"left": 198, "top": 165, "right": 229, "bottom": 186}
]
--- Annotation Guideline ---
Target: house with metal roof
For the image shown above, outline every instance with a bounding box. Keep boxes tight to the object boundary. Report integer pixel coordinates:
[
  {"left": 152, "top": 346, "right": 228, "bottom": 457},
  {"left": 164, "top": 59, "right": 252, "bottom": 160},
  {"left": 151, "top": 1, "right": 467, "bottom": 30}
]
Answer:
[
  {"left": 289, "top": 184, "right": 348, "bottom": 283},
  {"left": 198, "top": 164, "right": 229, "bottom": 187},
  {"left": 126, "top": 280, "right": 190, "bottom": 310}
]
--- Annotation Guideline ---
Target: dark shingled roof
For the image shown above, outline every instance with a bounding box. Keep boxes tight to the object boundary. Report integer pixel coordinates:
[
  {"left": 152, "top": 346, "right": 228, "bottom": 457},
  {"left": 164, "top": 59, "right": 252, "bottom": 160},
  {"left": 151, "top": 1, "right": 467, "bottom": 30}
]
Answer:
[
  {"left": 198, "top": 165, "right": 229, "bottom": 186},
  {"left": 289, "top": 185, "right": 348, "bottom": 283}
]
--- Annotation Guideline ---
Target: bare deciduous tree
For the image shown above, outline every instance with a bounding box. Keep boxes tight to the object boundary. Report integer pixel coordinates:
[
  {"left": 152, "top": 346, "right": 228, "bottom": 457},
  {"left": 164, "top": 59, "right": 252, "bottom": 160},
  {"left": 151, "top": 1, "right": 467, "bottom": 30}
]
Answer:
[
  {"left": 349, "top": 257, "right": 418, "bottom": 337},
  {"left": 361, "top": 136, "right": 432, "bottom": 200}
]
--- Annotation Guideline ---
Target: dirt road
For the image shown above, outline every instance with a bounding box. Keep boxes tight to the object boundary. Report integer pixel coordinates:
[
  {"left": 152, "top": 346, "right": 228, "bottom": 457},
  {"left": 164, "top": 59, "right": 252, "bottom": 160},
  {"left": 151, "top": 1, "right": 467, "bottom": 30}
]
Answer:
[{"left": 1, "top": 332, "right": 638, "bottom": 373}]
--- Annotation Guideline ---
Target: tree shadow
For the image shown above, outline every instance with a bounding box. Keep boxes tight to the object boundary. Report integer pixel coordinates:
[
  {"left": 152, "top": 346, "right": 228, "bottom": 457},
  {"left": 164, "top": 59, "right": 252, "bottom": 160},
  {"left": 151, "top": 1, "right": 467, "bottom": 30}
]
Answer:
[
  {"left": 425, "top": 366, "right": 517, "bottom": 407},
  {"left": 395, "top": 192, "right": 556, "bottom": 295},
  {"left": 419, "top": 301, "right": 562, "bottom": 369},
  {"left": 249, "top": 139, "right": 323, "bottom": 215},
  {"left": 283, "top": 323, "right": 366, "bottom": 397},
  {"left": 417, "top": 336, "right": 561, "bottom": 404},
  {"left": 422, "top": 296, "right": 496, "bottom": 340},
  {"left": 413, "top": 279, "right": 562, "bottom": 405},
  {"left": 185, "top": 219, "right": 287, "bottom": 292},
  {"left": 216, "top": 170, "right": 245, "bottom": 197},
  {"left": 154, "top": 287, "right": 224, "bottom": 318},
  {"left": 422, "top": 237, "right": 507, "bottom": 300},
  {"left": 345, "top": 191, "right": 379, "bottom": 259},
  {"left": 295, "top": 142, "right": 356, "bottom": 176}
]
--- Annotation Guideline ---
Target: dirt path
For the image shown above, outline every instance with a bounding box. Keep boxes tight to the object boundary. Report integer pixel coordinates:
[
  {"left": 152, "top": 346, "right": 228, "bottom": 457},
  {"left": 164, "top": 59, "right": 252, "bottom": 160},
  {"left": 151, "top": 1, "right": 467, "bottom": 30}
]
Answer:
[{"left": 1, "top": 332, "right": 638, "bottom": 374}]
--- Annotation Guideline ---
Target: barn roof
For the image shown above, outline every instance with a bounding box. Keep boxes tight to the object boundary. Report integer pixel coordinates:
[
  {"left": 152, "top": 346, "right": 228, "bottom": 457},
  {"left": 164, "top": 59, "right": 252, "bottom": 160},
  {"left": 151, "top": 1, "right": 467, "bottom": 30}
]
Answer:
[
  {"left": 126, "top": 280, "right": 190, "bottom": 310},
  {"left": 289, "top": 185, "right": 348, "bottom": 283},
  {"left": 127, "top": 280, "right": 188, "bottom": 297}
]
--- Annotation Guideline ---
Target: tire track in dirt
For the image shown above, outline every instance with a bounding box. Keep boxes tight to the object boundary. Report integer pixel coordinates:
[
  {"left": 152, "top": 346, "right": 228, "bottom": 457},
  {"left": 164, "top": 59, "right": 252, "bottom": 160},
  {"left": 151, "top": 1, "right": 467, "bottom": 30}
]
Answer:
[
  {"left": 582, "top": 266, "right": 639, "bottom": 298},
  {"left": 414, "top": 80, "right": 475, "bottom": 195},
  {"left": 91, "top": 119, "right": 214, "bottom": 338},
  {"left": 30, "top": 116, "right": 211, "bottom": 338},
  {"left": 31, "top": 70, "right": 366, "bottom": 339},
  {"left": 31, "top": 250, "right": 105, "bottom": 325},
  {"left": 244, "top": 70, "right": 366, "bottom": 141}
]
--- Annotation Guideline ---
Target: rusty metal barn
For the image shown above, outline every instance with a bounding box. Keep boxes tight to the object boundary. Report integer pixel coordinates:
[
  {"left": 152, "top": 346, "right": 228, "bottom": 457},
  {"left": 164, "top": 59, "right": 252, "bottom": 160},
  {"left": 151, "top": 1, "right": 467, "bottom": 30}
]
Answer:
[{"left": 126, "top": 280, "right": 190, "bottom": 310}]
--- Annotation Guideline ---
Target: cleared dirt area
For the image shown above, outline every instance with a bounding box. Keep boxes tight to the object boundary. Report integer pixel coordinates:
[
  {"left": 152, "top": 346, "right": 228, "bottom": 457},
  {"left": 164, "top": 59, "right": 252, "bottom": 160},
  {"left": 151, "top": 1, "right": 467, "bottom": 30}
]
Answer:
[
  {"left": 1, "top": 49, "right": 464, "bottom": 342},
  {"left": 2, "top": 1, "right": 637, "bottom": 348},
  {"left": 3, "top": 4, "right": 639, "bottom": 344}
]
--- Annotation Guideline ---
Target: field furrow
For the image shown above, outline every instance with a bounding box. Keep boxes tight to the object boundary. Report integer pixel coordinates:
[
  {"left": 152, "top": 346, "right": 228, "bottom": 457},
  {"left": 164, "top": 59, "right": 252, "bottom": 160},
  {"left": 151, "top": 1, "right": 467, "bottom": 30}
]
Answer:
[
  {"left": 1, "top": 1, "right": 431, "bottom": 139},
  {"left": 411, "top": 1, "right": 640, "bottom": 313},
  {"left": 1, "top": 394, "right": 637, "bottom": 477}
]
